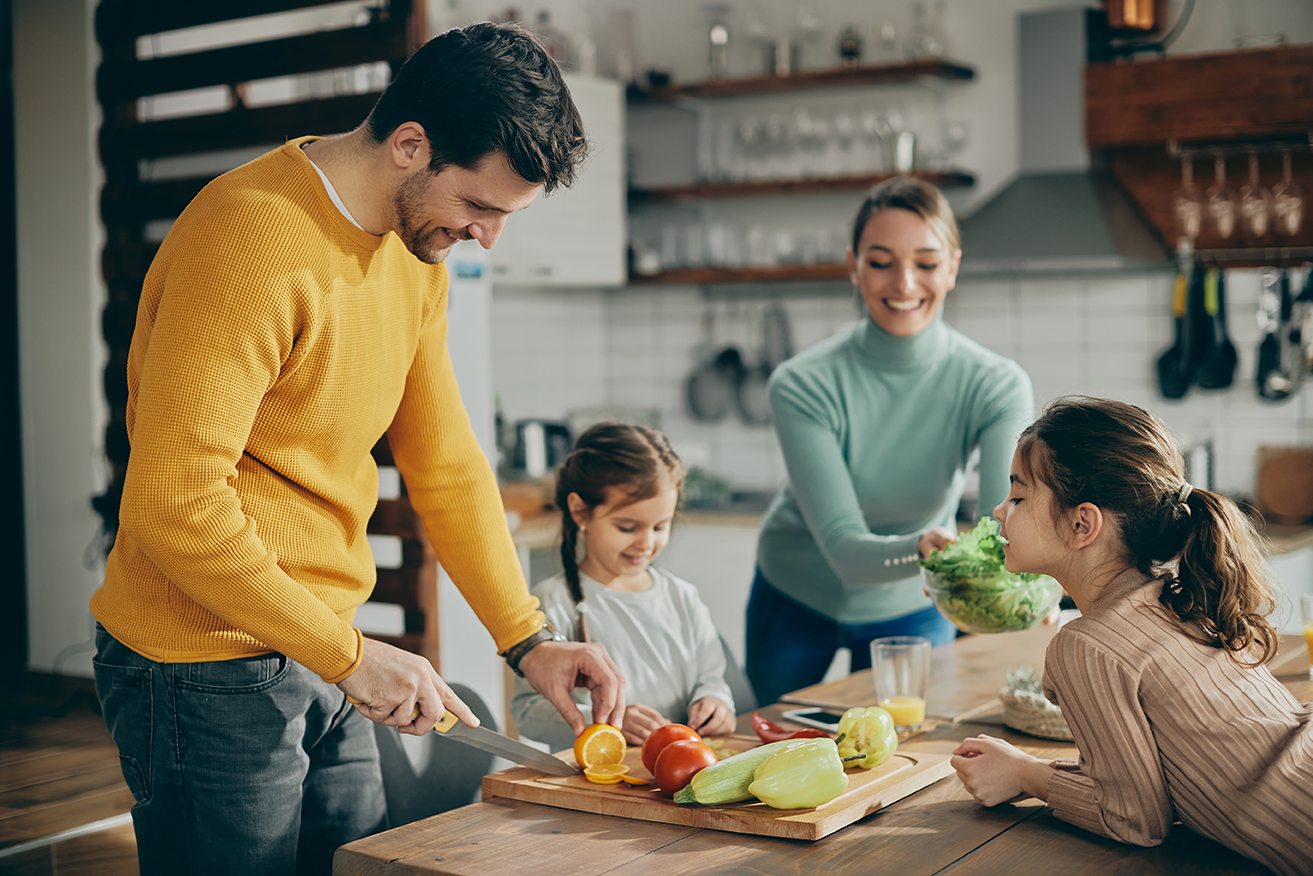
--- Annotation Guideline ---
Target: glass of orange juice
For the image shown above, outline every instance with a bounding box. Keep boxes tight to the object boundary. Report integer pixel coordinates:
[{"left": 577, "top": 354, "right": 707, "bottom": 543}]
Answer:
[
  {"left": 870, "top": 636, "right": 931, "bottom": 734},
  {"left": 1302, "top": 594, "right": 1313, "bottom": 677}
]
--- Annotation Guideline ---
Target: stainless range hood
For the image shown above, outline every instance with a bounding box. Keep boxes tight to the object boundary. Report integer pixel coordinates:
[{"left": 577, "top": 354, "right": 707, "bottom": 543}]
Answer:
[{"left": 957, "top": 7, "right": 1170, "bottom": 277}]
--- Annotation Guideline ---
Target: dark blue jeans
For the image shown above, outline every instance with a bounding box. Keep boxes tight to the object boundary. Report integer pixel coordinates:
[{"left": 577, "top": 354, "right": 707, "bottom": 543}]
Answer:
[
  {"left": 744, "top": 568, "right": 957, "bottom": 708},
  {"left": 93, "top": 624, "right": 386, "bottom": 876}
]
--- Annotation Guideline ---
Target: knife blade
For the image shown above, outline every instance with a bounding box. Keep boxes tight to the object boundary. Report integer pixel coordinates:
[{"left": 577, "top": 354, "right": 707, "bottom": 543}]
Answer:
[
  {"left": 431, "top": 710, "right": 581, "bottom": 776},
  {"left": 346, "top": 696, "right": 580, "bottom": 776}
]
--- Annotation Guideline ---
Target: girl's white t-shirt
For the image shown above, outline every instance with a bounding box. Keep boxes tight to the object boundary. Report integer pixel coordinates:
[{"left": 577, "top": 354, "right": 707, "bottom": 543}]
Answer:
[{"left": 510, "top": 566, "right": 734, "bottom": 753}]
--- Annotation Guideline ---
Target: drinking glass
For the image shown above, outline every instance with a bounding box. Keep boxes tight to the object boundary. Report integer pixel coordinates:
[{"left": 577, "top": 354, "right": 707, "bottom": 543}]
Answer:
[
  {"left": 793, "top": 106, "right": 828, "bottom": 177},
  {"left": 1239, "top": 151, "right": 1274, "bottom": 238},
  {"left": 1302, "top": 593, "right": 1313, "bottom": 677},
  {"left": 1173, "top": 156, "right": 1205, "bottom": 241},
  {"left": 1206, "top": 153, "right": 1240, "bottom": 239},
  {"left": 1273, "top": 149, "right": 1304, "bottom": 237},
  {"left": 860, "top": 106, "right": 894, "bottom": 172},
  {"left": 903, "top": 0, "right": 946, "bottom": 59},
  {"left": 832, "top": 110, "right": 857, "bottom": 175},
  {"left": 870, "top": 636, "right": 930, "bottom": 735}
]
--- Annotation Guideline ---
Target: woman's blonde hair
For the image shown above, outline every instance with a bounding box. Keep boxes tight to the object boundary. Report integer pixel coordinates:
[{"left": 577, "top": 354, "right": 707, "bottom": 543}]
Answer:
[
  {"left": 850, "top": 176, "right": 960, "bottom": 253},
  {"left": 1017, "top": 396, "right": 1279, "bottom": 665}
]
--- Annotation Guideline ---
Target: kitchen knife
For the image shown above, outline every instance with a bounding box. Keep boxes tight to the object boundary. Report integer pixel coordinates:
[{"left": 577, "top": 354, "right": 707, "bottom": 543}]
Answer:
[
  {"left": 347, "top": 697, "right": 581, "bottom": 776},
  {"left": 429, "top": 710, "right": 581, "bottom": 776}
]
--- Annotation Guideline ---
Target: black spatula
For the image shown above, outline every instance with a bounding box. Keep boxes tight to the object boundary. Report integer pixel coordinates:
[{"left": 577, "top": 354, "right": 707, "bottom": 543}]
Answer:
[
  {"left": 1156, "top": 265, "right": 1193, "bottom": 400},
  {"left": 1196, "top": 266, "right": 1237, "bottom": 390}
]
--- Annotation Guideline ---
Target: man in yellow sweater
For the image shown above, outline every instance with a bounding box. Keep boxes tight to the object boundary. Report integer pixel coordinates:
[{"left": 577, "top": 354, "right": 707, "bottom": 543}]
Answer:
[{"left": 89, "top": 22, "right": 624, "bottom": 876}]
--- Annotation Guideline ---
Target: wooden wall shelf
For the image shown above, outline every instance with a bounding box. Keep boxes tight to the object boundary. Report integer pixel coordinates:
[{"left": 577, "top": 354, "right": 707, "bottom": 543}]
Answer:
[
  {"left": 630, "top": 170, "right": 975, "bottom": 203},
  {"left": 1085, "top": 44, "right": 1313, "bottom": 147},
  {"left": 631, "top": 58, "right": 975, "bottom": 102},
  {"left": 630, "top": 263, "right": 849, "bottom": 286}
]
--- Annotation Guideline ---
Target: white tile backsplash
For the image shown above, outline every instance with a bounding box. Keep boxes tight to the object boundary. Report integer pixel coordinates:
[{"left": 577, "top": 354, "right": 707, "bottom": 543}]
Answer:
[{"left": 490, "top": 268, "right": 1313, "bottom": 499}]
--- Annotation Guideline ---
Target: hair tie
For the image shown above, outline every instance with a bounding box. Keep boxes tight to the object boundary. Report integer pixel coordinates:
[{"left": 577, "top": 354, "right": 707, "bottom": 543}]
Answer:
[{"left": 1177, "top": 483, "right": 1193, "bottom": 504}]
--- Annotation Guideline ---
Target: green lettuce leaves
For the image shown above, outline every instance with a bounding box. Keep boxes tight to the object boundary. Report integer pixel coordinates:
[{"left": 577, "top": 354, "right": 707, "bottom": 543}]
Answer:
[{"left": 919, "top": 518, "right": 1059, "bottom": 633}]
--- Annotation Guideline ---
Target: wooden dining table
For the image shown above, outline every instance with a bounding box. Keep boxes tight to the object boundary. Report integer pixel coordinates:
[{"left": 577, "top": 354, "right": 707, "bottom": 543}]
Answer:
[{"left": 334, "top": 626, "right": 1312, "bottom": 875}]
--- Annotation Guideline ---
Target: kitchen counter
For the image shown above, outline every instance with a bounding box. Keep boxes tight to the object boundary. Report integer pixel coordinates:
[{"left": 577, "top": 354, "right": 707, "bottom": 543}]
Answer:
[
  {"left": 1262, "top": 522, "right": 1313, "bottom": 556},
  {"left": 511, "top": 507, "right": 767, "bottom": 552}
]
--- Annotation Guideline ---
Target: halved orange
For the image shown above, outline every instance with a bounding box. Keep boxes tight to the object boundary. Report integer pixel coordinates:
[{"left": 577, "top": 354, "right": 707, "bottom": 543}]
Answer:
[
  {"left": 573, "top": 723, "right": 626, "bottom": 768},
  {"left": 583, "top": 764, "right": 630, "bottom": 785}
]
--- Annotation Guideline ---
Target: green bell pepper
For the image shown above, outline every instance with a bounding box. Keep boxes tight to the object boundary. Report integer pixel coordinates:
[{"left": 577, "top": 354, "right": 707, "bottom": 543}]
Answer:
[
  {"left": 835, "top": 706, "right": 898, "bottom": 769},
  {"left": 745, "top": 738, "right": 848, "bottom": 809}
]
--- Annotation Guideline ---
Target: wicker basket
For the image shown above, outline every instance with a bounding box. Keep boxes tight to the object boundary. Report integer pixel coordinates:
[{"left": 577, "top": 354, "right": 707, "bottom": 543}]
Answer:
[{"left": 999, "top": 667, "right": 1073, "bottom": 742}]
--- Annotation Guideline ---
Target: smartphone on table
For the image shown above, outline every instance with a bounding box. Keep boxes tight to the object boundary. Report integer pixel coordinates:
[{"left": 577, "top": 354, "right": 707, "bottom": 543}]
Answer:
[{"left": 780, "top": 708, "right": 845, "bottom": 731}]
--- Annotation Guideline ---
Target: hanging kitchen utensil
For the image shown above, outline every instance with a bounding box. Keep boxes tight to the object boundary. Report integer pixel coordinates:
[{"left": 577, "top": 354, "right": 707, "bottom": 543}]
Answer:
[
  {"left": 1187, "top": 259, "right": 1215, "bottom": 381},
  {"left": 1281, "top": 267, "right": 1306, "bottom": 396},
  {"left": 761, "top": 301, "right": 794, "bottom": 369},
  {"left": 1155, "top": 262, "right": 1193, "bottom": 400},
  {"left": 735, "top": 304, "right": 775, "bottom": 427},
  {"left": 1296, "top": 268, "right": 1313, "bottom": 377},
  {"left": 1195, "top": 266, "right": 1237, "bottom": 390},
  {"left": 686, "top": 305, "right": 733, "bottom": 422},
  {"left": 1256, "top": 268, "right": 1293, "bottom": 401}
]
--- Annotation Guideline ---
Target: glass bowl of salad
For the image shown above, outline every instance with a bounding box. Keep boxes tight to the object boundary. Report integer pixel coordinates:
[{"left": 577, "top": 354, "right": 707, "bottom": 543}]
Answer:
[{"left": 920, "top": 518, "right": 1062, "bottom": 635}]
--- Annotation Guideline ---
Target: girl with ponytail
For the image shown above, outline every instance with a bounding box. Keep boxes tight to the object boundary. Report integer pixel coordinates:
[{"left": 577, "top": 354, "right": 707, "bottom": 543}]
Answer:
[
  {"left": 951, "top": 397, "right": 1312, "bottom": 876},
  {"left": 510, "top": 423, "right": 736, "bottom": 752}
]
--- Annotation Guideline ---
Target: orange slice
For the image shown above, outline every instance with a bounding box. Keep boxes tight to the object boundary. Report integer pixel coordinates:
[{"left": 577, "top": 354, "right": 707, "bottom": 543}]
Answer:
[
  {"left": 573, "top": 723, "right": 626, "bottom": 768},
  {"left": 619, "top": 775, "right": 651, "bottom": 786},
  {"left": 583, "top": 764, "right": 630, "bottom": 785}
]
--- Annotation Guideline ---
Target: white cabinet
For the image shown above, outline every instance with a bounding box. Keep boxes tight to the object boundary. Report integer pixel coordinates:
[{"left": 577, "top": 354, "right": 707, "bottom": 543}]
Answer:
[
  {"left": 490, "top": 75, "right": 626, "bottom": 287},
  {"left": 656, "top": 519, "right": 760, "bottom": 667}
]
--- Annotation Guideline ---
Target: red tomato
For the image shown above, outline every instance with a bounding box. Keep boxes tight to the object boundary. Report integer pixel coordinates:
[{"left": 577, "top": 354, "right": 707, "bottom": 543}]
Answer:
[
  {"left": 640, "top": 723, "right": 701, "bottom": 774},
  {"left": 652, "top": 739, "right": 718, "bottom": 796}
]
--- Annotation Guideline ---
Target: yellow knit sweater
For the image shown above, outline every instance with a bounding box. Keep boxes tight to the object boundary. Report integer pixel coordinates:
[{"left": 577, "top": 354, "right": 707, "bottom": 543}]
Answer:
[{"left": 91, "top": 138, "right": 542, "bottom": 683}]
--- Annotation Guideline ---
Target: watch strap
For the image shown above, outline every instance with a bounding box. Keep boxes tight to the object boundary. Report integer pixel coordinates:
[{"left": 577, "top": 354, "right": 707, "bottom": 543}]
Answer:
[{"left": 504, "top": 623, "right": 566, "bottom": 677}]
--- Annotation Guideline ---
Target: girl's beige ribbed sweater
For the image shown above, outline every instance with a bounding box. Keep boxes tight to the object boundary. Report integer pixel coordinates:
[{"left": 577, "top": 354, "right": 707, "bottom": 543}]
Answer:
[
  {"left": 91, "top": 138, "right": 541, "bottom": 683},
  {"left": 1043, "top": 569, "right": 1313, "bottom": 876}
]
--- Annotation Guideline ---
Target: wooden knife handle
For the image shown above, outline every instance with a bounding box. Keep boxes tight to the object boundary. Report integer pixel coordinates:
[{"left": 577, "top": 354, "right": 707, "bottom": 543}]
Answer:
[{"left": 344, "top": 694, "right": 425, "bottom": 723}]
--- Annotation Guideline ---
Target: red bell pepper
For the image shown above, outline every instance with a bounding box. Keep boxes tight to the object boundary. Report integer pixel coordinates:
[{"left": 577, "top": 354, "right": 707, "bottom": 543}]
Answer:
[{"left": 751, "top": 711, "right": 832, "bottom": 743}]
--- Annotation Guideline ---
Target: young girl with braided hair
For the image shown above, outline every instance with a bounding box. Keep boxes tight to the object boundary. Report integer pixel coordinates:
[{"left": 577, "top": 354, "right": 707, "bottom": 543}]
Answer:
[
  {"left": 510, "top": 423, "right": 736, "bottom": 751},
  {"left": 951, "top": 397, "right": 1313, "bottom": 876}
]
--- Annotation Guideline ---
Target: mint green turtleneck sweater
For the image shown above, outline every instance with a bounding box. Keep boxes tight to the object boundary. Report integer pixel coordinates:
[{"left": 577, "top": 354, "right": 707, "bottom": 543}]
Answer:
[{"left": 756, "top": 315, "right": 1034, "bottom": 624}]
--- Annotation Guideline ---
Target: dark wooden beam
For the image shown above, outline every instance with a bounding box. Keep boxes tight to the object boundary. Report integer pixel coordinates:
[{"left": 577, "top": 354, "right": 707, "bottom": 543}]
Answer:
[
  {"left": 99, "top": 92, "right": 379, "bottom": 163},
  {"left": 98, "top": 19, "right": 409, "bottom": 105}
]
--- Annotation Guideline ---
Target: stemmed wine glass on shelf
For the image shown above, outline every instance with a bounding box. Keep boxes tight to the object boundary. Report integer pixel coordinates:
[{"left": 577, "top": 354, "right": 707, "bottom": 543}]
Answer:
[
  {"left": 1239, "top": 151, "right": 1274, "bottom": 238},
  {"left": 1172, "top": 155, "right": 1205, "bottom": 243},
  {"left": 1205, "top": 153, "right": 1240, "bottom": 240},
  {"left": 1272, "top": 149, "right": 1304, "bottom": 237}
]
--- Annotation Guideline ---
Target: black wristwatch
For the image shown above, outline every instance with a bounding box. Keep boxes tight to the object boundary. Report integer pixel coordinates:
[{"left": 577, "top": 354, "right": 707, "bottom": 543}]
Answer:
[{"left": 503, "top": 623, "right": 567, "bottom": 677}]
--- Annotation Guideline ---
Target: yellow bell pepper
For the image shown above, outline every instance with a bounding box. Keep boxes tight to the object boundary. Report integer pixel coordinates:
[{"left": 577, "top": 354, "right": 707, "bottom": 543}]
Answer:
[
  {"left": 746, "top": 738, "right": 848, "bottom": 809},
  {"left": 835, "top": 706, "right": 898, "bottom": 769}
]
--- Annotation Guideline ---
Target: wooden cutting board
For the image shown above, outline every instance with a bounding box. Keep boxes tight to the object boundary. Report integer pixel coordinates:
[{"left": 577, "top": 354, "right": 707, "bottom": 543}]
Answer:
[{"left": 481, "top": 735, "right": 954, "bottom": 841}]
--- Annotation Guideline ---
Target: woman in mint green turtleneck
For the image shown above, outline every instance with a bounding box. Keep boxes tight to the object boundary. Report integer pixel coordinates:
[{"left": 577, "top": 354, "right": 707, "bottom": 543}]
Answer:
[{"left": 745, "top": 178, "right": 1035, "bottom": 707}]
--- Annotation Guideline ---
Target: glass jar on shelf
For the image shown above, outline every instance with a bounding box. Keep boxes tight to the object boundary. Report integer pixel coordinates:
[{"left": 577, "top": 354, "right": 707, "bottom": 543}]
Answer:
[{"left": 903, "top": 0, "right": 947, "bottom": 60}]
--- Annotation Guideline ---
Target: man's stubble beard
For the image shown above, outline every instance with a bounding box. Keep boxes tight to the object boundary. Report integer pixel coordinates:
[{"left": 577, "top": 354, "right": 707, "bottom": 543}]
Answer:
[{"left": 392, "top": 170, "right": 457, "bottom": 265}]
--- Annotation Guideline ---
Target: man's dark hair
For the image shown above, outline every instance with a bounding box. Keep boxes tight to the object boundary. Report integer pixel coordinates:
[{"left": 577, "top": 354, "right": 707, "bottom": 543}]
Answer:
[{"left": 364, "top": 21, "right": 587, "bottom": 193}]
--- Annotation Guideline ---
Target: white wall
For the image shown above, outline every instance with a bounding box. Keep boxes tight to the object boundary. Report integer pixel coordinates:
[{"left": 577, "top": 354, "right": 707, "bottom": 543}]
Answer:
[{"left": 16, "top": 0, "right": 106, "bottom": 676}]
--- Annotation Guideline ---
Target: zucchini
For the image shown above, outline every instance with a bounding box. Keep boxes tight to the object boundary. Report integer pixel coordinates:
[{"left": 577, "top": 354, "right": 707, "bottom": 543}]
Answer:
[{"left": 673, "top": 739, "right": 806, "bottom": 805}]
